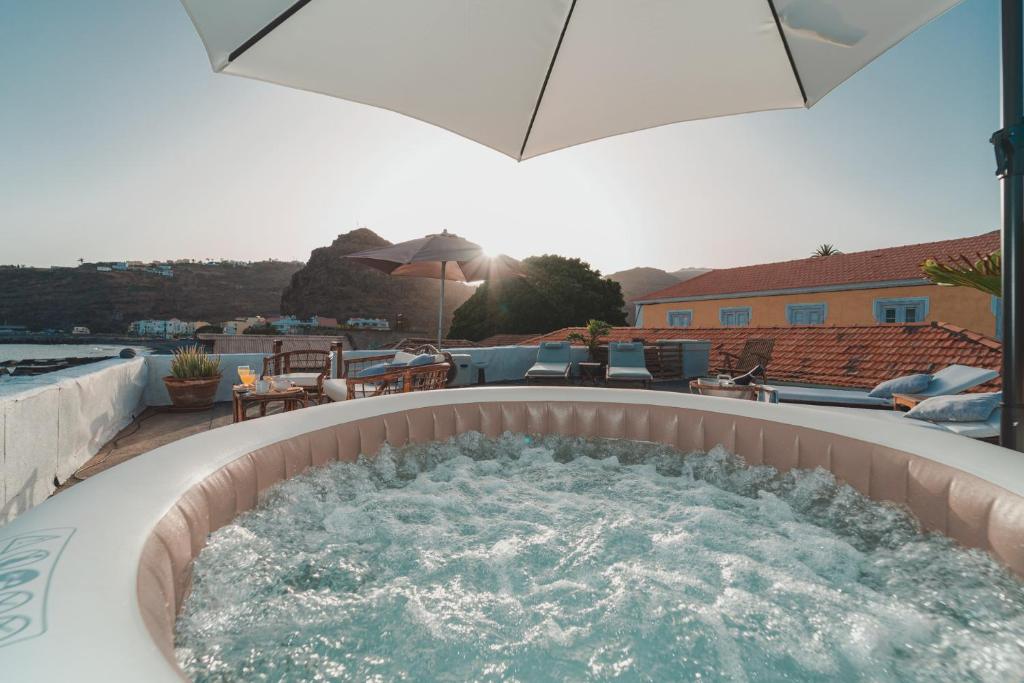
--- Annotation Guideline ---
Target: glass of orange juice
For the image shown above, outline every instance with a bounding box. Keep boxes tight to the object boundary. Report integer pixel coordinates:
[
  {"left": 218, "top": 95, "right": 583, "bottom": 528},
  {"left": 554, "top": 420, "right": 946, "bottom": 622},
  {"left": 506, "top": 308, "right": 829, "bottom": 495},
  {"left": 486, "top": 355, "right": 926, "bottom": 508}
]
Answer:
[{"left": 237, "top": 365, "right": 254, "bottom": 386}]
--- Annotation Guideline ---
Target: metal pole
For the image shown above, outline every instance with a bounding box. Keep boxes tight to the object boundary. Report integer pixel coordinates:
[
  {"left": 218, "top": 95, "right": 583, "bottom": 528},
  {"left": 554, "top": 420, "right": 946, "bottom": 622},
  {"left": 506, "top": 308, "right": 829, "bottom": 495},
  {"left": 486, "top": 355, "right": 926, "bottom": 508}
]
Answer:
[
  {"left": 999, "top": 0, "right": 1024, "bottom": 449},
  {"left": 438, "top": 261, "right": 446, "bottom": 349}
]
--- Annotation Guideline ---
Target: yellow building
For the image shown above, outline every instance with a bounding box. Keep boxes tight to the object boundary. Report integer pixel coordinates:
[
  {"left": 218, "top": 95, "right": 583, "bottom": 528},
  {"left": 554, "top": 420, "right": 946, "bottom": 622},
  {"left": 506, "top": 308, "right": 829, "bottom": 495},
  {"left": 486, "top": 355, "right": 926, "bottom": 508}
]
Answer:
[{"left": 633, "top": 231, "right": 1000, "bottom": 337}]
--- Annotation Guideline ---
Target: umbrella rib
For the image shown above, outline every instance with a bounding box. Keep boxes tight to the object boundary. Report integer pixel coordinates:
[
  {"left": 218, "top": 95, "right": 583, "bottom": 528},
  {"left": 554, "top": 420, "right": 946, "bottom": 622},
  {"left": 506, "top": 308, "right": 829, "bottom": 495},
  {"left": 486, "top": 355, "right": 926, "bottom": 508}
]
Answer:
[
  {"left": 765, "top": 0, "right": 808, "bottom": 105},
  {"left": 518, "top": 0, "right": 578, "bottom": 160},
  {"left": 228, "top": 0, "right": 316, "bottom": 64}
]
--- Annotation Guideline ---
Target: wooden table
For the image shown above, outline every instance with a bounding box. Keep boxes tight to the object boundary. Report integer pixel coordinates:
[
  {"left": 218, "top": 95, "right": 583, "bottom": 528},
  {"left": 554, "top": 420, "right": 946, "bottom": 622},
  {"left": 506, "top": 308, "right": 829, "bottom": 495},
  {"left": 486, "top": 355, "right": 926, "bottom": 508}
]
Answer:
[
  {"left": 232, "top": 385, "right": 308, "bottom": 422},
  {"left": 891, "top": 393, "right": 923, "bottom": 412},
  {"left": 577, "top": 362, "right": 604, "bottom": 386}
]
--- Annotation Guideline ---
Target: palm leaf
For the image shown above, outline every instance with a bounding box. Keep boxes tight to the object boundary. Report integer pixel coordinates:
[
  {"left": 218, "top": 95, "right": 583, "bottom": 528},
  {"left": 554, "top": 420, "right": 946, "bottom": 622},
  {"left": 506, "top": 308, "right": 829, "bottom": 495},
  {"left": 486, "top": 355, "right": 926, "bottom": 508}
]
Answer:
[{"left": 921, "top": 250, "right": 1002, "bottom": 298}]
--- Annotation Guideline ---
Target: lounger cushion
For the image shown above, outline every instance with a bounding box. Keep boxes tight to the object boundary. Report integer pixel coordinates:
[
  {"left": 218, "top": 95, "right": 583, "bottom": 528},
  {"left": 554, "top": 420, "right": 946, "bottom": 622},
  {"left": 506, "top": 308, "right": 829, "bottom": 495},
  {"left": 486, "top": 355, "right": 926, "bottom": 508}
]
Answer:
[
  {"left": 775, "top": 386, "right": 892, "bottom": 407},
  {"left": 917, "top": 365, "right": 999, "bottom": 397},
  {"left": 356, "top": 363, "right": 391, "bottom": 378},
  {"left": 607, "top": 367, "right": 653, "bottom": 381},
  {"left": 323, "top": 379, "right": 347, "bottom": 401},
  {"left": 608, "top": 342, "right": 646, "bottom": 368},
  {"left": 537, "top": 342, "right": 571, "bottom": 364},
  {"left": 393, "top": 351, "right": 417, "bottom": 364},
  {"left": 907, "top": 392, "right": 1002, "bottom": 423},
  {"left": 525, "top": 362, "right": 569, "bottom": 377},
  {"left": 867, "top": 373, "right": 932, "bottom": 398},
  {"left": 408, "top": 354, "right": 437, "bottom": 367}
]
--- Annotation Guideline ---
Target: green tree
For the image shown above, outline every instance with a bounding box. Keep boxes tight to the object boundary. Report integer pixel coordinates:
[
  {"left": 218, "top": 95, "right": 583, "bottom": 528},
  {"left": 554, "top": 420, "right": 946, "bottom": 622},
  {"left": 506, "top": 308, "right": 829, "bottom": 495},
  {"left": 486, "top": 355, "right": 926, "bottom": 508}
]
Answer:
[
  {"left": 449, "top": 255, "right": 627, "bottom": 340},
  {"left": 812, "top": 244, "right": 841, "bottom": 257}
]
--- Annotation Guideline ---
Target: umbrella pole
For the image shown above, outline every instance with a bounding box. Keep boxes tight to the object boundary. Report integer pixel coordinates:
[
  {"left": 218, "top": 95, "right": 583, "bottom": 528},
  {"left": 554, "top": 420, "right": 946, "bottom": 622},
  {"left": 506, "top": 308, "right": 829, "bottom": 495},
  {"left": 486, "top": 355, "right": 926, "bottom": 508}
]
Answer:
[
  {"left": 998, "top": 0, "right": 1024, "bottom": 450},
  {"left": 438, "top": 261, "right": 446, "bottom": 349}
]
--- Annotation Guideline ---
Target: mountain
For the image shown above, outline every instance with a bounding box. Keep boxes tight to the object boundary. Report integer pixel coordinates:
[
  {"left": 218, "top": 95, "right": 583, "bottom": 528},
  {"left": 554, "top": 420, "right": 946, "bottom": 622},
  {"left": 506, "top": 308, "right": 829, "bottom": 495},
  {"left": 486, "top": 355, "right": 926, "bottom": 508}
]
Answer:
[
  {"left": 606, "top": 266, "right": 710, "bottom": 323},
  {"left": 280, "top": 228, "right": 474, "bottom": 334},
  {"left": 0, "top": 261, "right": 302, "bottom": 333},
  {"left": 670, "top": 267, "right": 711, "bottom": 282}
]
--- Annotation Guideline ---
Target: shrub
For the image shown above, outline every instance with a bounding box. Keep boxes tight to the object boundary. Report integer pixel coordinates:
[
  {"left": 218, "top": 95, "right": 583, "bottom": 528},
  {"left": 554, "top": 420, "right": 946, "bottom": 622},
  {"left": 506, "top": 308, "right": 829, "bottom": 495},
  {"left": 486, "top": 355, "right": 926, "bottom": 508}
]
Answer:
[{"left": 169, "top": 344, "right": 221, "bottom": 379}]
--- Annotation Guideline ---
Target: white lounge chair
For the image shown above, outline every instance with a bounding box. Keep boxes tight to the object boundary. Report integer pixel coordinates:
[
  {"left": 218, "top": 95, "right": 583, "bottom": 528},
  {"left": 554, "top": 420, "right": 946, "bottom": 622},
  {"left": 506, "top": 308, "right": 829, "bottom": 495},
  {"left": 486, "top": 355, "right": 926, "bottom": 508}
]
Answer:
[
  {"left": 804, "top": 404, "right": 1001, "bottom": 441},
  {"left": 774, "top": 364, "right": 998, "bottom": 408},
  {"left": 525, "top": 342, "right": 572, "bottom": 384},
  {"left": 606, "top": 341, "right": 653, "bottom": 388}
]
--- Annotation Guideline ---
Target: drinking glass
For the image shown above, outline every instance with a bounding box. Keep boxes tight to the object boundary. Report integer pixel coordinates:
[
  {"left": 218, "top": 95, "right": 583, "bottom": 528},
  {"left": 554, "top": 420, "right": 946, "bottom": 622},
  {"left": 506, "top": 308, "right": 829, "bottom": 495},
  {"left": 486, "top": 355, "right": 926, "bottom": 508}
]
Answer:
[{"left": 237, "top": 365, "right": 253, "bottom": 386}]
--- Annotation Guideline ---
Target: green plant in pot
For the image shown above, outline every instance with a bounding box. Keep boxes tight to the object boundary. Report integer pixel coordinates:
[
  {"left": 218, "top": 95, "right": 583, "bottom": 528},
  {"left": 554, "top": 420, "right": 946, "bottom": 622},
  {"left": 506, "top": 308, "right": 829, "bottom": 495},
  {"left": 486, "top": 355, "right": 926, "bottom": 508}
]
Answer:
[
  {"left": 163, "top": 345, "right": 222, "bottom": 411},
  {"left": 567, "top": 319, "right": 612, "bottom": 362}
]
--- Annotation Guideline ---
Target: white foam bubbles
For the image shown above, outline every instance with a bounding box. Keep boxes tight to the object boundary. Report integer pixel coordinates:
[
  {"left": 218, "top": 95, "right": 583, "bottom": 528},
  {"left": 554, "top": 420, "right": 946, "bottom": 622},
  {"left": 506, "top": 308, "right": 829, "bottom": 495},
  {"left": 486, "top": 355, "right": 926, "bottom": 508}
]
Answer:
[{"left": 176, "top": 432, "right": 1024, "bottom": 682}]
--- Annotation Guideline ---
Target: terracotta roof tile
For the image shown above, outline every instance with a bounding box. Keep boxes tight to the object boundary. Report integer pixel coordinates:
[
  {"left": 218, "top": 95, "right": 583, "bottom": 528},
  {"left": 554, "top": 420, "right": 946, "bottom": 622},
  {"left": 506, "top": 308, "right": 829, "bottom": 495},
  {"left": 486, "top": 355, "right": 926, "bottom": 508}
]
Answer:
[
  {"left": 526, "top": 322, "right": 1001, "bottom": 390},
  {"left": 635, "top": 231, "right": 999, "bottom": 302},
  {"left": 475, "top": 334, "right": 536, "bottom": 347}
]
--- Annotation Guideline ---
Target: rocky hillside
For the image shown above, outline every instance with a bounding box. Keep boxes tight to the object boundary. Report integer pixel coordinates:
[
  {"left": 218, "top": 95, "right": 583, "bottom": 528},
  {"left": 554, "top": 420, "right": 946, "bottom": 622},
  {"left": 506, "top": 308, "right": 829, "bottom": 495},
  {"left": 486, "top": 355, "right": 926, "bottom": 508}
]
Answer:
[
  {"left": 607, "top": 266, "right": 710, "bottom": 323},
  {"left": 280, "top": 228, "right": 474, "bottom": 334},
  {"left": 0, "top": 261, "right": 302, "bottom": 333}
]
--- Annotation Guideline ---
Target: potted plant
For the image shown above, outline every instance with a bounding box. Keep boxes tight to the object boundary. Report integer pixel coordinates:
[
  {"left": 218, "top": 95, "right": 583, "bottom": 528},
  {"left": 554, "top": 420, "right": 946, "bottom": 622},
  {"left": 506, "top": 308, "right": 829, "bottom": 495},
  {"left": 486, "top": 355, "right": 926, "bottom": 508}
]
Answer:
[
  {"left": 567, "top": 319, "right": 612, "bottom": 362},
  {"left": 163, "top": 345, "right": 222, "bottom": 411}
]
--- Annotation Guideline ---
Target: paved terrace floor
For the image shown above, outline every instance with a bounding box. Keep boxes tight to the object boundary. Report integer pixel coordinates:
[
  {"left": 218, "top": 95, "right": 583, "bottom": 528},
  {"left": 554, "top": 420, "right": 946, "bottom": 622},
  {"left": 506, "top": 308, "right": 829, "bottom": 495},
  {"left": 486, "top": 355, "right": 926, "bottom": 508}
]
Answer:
[{"left": 55, "top": 381, "right": 698, "bottom": 492}]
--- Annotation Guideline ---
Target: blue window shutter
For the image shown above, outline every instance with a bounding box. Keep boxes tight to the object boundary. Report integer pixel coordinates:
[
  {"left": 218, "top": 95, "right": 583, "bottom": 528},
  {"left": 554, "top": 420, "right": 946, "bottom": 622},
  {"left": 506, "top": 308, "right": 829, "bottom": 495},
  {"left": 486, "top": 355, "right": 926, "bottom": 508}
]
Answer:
[
  {"left": 993, "top": 296, "right": 1002, "bottom": 339},
  {"left": 720, "top": 307, "right": 751, "bottom": 327},
  {"left": 873, "top": 297, "right": 929, "bottom": 323},
  {"left": 786, "top": 303, "right": 826, "bottom": 325},
  {"left": 667, "top": 310, "right": 692, "bottom": 327}
]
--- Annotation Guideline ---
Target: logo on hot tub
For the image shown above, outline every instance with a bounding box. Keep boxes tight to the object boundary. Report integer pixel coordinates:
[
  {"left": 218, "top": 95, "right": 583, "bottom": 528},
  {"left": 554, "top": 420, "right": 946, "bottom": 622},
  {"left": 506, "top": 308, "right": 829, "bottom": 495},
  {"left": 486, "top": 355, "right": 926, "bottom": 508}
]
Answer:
[{"left": 0, "top": 528, "right": 75, "bottom": 648}]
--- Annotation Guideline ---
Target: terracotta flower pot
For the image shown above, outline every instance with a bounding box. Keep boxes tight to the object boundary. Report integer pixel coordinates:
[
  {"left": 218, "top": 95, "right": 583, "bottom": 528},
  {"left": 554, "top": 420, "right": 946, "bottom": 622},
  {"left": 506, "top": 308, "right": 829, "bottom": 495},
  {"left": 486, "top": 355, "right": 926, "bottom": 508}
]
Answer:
[{"left": 163, "top": 375, "right": 221, "bottom": 411}]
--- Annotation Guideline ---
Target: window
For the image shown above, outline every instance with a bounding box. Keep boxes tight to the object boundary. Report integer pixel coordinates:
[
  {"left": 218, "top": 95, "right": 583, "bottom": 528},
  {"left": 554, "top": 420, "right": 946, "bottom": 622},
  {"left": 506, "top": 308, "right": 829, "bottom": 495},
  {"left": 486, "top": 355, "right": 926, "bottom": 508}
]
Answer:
[
  {"left": 786, "top": 303, "right": 827, "bottom": 325},
  {"left": 719, "top": 306, "right": 751, "bottom": 327},
  {"left": 873, "top": 297, "right": 929, "bottom": 324},
  {"left": 667, "top": 310, "right": 692, "bottom": 327}
]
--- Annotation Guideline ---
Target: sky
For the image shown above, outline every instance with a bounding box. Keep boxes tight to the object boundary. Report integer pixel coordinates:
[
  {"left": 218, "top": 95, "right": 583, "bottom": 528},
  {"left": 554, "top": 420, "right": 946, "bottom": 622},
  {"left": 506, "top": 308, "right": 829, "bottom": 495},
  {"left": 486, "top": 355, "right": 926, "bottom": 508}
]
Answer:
[{"left": 0, "top": 0, "right": 1001, "bottom": 274}]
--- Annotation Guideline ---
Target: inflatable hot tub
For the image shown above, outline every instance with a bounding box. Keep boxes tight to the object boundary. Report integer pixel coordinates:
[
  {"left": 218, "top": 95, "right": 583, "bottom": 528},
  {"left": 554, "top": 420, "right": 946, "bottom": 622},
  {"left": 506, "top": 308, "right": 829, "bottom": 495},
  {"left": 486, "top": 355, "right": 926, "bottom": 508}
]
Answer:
[{"left": 3, "top": 387, "right": 1024, "bottom": 681}]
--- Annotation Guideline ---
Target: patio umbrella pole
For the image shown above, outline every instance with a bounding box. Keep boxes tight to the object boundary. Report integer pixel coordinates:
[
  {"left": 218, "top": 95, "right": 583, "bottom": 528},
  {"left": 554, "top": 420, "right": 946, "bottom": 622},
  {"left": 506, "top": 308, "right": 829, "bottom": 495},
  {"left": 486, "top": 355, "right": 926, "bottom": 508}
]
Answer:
[
  {"left": 438, "top": 260, "right": 446, "bottom": 348},
  {"left": 998, "top": 0, "right": 1024, "bottom": 450}
]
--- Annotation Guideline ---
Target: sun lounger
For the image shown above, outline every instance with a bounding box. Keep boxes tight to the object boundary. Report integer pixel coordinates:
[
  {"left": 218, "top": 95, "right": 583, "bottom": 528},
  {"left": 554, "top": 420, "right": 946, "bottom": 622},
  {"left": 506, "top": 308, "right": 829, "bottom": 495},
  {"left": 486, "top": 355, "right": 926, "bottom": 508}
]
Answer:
[
  {"left": 525, "top": 342, "right": 572, "bottom": 384},
  {"left": 802, "top": 404, "right": 1001, "bottom": 440},
  {"left": 774, "top": 364, "right": 998, "bottom": 408},
  {"left": 606, "top": 341, "right": 653, "bottom": 388}
]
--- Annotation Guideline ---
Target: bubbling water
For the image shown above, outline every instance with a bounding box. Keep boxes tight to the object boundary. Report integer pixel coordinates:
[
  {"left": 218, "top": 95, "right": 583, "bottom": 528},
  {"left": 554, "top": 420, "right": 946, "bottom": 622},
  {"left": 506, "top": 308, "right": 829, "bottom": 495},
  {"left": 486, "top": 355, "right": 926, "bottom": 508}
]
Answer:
[{"left": 175, "top": 433, "right": 1024, "bottom": 682}]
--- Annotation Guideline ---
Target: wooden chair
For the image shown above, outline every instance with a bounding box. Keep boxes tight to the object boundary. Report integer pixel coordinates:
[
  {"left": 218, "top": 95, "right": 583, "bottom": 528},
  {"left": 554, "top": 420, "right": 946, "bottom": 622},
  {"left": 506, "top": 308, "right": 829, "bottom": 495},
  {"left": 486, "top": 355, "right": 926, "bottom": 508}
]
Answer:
[
  {"left": 261, "top": 348, "right": 334, "bottom": 403},
  {"left": 344, "top": 361, "right": 450, "bottom": 399},
  {"left": 689, "top": 380, "right": 777, "bottom": 402},
  {"left": 340, "top": 344, "right": 452, "bottom": 400},
  {"left": 717, "top": 338, "right": 774, "bottom": 381}
]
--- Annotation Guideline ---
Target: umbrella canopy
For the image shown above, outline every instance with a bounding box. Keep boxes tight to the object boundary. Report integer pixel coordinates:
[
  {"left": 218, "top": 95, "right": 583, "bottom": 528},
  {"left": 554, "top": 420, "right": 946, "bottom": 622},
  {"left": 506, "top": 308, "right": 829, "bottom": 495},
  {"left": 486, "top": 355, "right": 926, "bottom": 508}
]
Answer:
[
  {"left": 347, "top": 230, "right": 488, "bottom": 280},
  {"left": 346, "top": 230, "right": 524, "bottom": 346},
  {"left": 181, "top": 0, "right": 960, "bottom": 160}
]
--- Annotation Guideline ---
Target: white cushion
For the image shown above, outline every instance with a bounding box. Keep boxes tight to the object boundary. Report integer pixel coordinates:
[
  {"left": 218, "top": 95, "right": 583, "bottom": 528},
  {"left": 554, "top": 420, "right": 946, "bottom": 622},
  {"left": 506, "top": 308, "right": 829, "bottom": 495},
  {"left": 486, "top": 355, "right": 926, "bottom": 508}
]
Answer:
[
  {"left": 274, "top": 372, "right": 321, "bottom": 388},
  {"left": 867, "top": 373, "right": 932, "bottom": 398},
  {"left": 525, "top": 362, "right": 569, "bottom": 377},
  {"left": 607, "top": 367, "right": 653, "bottom": 381},
  {"left": 907, "top": 392, "right": 1001, "bottom": 423},
  {"left": 323, "top": 378, "right": 348, "bottom": 401}
]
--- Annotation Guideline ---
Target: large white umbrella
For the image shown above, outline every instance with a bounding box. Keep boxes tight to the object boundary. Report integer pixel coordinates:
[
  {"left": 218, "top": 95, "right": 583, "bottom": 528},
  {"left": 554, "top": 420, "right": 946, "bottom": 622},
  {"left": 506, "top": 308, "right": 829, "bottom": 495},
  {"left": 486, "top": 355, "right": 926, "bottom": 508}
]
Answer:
[{"left": 180, "top": 0, "right": 960, "bottom": 161}]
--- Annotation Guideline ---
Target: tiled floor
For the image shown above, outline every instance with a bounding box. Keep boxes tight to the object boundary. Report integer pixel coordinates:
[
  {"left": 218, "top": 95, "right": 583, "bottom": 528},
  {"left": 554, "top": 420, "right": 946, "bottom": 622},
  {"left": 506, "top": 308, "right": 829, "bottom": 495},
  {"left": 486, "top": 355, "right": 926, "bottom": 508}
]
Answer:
[{"left": 58, "top": 403, "right": 235, "bottom": 490}]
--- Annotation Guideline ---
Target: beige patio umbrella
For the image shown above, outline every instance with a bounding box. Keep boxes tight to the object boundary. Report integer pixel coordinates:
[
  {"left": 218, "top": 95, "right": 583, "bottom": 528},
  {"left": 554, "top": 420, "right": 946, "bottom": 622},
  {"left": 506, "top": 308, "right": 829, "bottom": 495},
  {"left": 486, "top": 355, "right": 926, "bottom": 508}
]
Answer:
[{"left": 346, "top": 230, "right": 523, "bottom": 347}]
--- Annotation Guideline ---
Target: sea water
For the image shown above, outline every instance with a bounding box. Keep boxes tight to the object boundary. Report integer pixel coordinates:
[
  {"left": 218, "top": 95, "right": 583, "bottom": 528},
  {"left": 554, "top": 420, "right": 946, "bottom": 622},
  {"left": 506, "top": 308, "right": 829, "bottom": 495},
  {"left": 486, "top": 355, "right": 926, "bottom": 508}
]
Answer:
[{"left": 175, "top": 433, "right": 1024, "bottom": 682}]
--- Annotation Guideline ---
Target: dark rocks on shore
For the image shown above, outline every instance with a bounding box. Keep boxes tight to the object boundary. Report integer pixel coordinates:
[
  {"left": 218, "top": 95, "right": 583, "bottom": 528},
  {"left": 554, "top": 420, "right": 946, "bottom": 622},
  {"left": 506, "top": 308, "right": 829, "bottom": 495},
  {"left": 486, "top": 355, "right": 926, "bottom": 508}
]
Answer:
[{"left": 0, "top": 355, "right": 115, "bottom": 377}]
